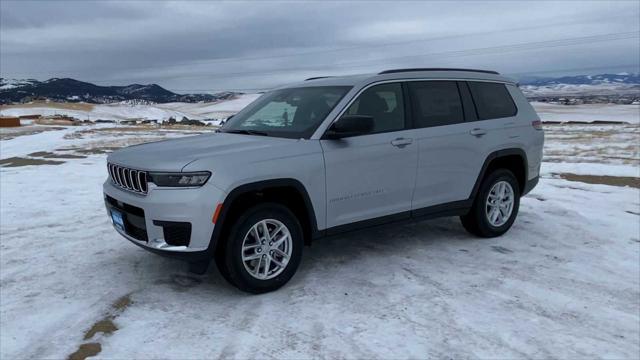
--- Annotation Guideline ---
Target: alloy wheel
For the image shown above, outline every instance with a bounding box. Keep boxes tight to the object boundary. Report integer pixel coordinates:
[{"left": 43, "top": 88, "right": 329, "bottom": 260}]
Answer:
[
  {"left": 241, "top": 219, "right": 292, "bottom": 280},
  {"left": 485, "top": 180, "right": 515, "bottom": 227}
]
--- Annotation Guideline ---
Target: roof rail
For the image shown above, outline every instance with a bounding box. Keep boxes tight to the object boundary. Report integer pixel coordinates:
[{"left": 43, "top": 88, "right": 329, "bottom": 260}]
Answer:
[
  {"left": 378, "top": 68, "right": 500, "bottom": 75},
  {"left": 305, "top": 76, "right": 334, "bottom": 81}
]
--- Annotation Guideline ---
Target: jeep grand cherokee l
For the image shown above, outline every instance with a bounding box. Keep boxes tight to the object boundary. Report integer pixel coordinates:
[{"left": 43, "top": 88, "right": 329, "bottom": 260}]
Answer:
[{"left": 104, "top": 68, "right": 544, "bottom": 293}]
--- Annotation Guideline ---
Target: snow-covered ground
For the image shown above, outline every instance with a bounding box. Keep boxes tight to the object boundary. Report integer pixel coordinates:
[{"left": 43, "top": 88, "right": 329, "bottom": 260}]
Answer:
[
  {"left": 0, "top": 94, "right": 261, "bottom": 122},
  {"left": 521, "top": 83, "right": 639, "bottom": 97},
  {"left": 532, "top": 102, "right": 640, "bottom": 124},
  {"left": 1, "top": 115, "right": 639, "bottom": 357}
]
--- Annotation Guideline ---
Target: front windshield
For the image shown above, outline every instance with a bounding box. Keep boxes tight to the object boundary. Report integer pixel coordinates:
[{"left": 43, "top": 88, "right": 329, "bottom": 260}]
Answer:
[{"left": 221, "top": 86, "right": 351, "bottom": 139}]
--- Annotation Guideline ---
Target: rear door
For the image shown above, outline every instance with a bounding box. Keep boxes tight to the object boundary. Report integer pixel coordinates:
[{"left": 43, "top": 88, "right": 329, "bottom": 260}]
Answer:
[
  {"left": 465, "top": 80, "right": 520, "bottom": 147},
  {"left": 321, "top": 82, "right": 418, "bottom": 228},
  {"left": 408, "top": 80, "right": 486, "bottom": 211}
]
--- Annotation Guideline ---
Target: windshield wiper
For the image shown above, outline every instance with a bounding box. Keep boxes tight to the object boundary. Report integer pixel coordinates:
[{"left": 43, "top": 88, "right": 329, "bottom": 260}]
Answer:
[{"left": 223, "top": 129, "right": 269, "bottom": 136}]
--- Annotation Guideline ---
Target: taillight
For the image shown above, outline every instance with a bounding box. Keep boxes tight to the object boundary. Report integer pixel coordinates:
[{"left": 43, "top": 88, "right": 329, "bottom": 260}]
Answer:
[{"left": 532, "top": 120, "right": 543, "bottom": 130}]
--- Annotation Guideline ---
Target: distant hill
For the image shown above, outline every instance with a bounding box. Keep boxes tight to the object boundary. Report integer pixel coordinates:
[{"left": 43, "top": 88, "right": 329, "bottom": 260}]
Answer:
[
  {"left": 0, "top": 78, "right": 238, "bottom": 104},
  {"left": 518, "top": 73, "right": 639, "bottom": 103},
  {"left": 519, "top": 73, "right": 639, "bottom": 86}
]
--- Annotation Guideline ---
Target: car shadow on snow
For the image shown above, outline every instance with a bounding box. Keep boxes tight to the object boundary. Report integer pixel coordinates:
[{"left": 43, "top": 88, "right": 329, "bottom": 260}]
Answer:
[{"left": 117, "top": 215, "right": 506, "bottom": 297}]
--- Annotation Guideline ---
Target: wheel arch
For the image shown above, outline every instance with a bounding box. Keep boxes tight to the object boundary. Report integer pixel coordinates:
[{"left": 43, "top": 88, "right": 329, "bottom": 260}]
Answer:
[
  {"left": 209, "top": 178, "right": 319, "bottom": 255},
  {"left": 470, "top": 148, "right": 528, "bottom": 199}
]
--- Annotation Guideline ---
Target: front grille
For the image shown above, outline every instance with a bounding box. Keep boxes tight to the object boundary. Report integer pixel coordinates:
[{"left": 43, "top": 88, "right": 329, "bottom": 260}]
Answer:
[{"left": 108, "top": 163, "right": 148, "bottom": 194}]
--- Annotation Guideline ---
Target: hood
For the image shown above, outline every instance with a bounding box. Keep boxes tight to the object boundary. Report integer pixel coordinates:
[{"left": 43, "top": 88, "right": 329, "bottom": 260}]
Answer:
[{"left": 107, "top": 133, "right": 294, "bottom": 171}]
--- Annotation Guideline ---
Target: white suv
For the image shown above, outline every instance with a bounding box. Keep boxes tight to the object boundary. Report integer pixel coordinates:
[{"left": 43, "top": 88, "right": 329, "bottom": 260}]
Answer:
[{"left": 104, "top": 68, "right": 544, "bottom": 293}]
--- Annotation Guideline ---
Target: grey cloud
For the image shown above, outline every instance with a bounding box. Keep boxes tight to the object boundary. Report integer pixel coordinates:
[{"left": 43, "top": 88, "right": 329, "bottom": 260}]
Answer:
[{"left": 1, "top": 0, "right": 638, "bottom": 92}]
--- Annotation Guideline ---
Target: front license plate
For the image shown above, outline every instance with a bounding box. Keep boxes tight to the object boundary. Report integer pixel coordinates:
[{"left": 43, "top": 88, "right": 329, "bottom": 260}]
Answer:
[{"left": 111, "top": 209, "right": 125, "bottom": 231}]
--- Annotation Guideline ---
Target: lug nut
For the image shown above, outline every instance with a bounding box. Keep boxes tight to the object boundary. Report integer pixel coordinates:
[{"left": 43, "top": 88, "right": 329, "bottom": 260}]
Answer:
[
  {"left": 262, "top": 254, "right": 266, "bottom": 259},
  {"left": 257, "top": 248, "right": 262, "bottom": 253}
]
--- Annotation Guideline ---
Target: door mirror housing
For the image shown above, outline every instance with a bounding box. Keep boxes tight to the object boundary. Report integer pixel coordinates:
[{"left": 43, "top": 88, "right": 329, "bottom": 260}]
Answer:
[{"left": 324, "top": 115, "right": 374, "bottom": 139}]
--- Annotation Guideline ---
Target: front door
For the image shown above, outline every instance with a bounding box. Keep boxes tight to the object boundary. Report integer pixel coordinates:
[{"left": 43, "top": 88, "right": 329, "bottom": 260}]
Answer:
[{"left": 320, "top": 83, "right": 418, "bottom": 228}]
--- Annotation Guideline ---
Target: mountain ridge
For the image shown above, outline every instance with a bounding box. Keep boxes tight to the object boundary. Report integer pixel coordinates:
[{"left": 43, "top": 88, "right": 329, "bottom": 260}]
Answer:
[
  {"left": 2, "top": 73, "right": 638, "bottom": 105},
  {"left": 518, "top": 73, "right": 639, "bottom": 86},
  {"left": 0, "top": 77, "right": 237, "bottom": 104}
]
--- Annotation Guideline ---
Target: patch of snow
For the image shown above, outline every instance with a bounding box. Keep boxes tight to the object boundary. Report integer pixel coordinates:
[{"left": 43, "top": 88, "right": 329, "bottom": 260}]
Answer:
[
  {"left": 532, "top": 102, "right": 640, "bottom": 124},
  {"left": 541, "top": 162, "right": 639, "bottom": 178},
  {"left": 0, "top": 78, "right": 38, "bottom": 90},
  {"left": 0, "top": 126, "right": 79, "bottom": 158}
]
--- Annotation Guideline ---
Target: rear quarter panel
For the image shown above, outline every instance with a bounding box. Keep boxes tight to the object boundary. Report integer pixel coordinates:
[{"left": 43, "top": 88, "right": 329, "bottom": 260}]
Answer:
[{"left": 507, "top": 84, "right": 544, "bottom": 180}]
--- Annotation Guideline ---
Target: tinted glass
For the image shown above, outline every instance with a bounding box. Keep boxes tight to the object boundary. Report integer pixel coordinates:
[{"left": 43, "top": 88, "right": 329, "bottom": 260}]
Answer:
[
  {"left": 408, "top": 81, "right": 464, "bottom": 128},
  {"left": 457, "top": 81, "right": 478, "bottom": 122},
  {"left": 345, "top": 83, "right": 405, "bottom": 133},
  {"left": 467, "top": 81, "right": 517, "bottom": 120},
  {"left": 223, "top": 86, "right": 350, "bottom": 139}
]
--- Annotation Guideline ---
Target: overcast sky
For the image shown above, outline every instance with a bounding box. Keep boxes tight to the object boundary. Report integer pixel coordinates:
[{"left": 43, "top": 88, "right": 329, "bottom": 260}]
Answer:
[{"left": 1, "top": 0, "right": 639, "bottom": 93}]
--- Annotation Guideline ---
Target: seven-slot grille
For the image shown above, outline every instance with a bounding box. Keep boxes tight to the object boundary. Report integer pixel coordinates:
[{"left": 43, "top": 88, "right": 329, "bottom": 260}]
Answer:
[{"left": 108, "top": 163, "right": 148, "bottom": 194}]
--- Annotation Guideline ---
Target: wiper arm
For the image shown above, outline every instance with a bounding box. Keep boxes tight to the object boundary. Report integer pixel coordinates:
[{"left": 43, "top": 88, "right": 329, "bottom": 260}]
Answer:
[{"left": 223, "top": 129, "right": 269, "bottom": 136}]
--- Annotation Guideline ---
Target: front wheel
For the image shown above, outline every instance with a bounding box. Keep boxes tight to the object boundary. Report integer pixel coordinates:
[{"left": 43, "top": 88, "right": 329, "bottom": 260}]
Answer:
[
  {"left": 220, "top": 203, "right": 303, "bottom": 294},
  {"left": 461, "top": 169, "right": 520, "bottom": 237}
]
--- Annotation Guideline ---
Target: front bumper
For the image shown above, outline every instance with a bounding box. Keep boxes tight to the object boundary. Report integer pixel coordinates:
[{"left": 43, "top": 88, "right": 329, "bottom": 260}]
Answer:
[{"left": 103, "top": 179, "right": 226, "bottom": 261}]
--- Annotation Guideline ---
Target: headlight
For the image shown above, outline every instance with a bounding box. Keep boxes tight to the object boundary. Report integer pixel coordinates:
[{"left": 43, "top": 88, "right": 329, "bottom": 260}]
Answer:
[{"left": 148, "top": 171, "right": 211, "bottom": 187}]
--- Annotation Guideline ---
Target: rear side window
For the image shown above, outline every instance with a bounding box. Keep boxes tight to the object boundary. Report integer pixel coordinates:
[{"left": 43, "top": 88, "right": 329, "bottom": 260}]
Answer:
[
  {"left": 408, "top": 81, "right": 464, "bottom": 128},
  {"left": 346, "top": 83, "right": 405, "bottom": 133},
  {"left": 467, "top": 81, "right": 517, "bottom": 120}
]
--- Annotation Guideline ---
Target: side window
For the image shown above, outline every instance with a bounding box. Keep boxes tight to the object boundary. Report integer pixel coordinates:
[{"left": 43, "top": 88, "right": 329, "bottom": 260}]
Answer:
[
  {"left": 408, "top": 81, "right": 464, "bottom": 128},
  {"left": 345, "top": 83, "right": 405, "bottom": 133},
  {"left": 467, "top": 81, "right": 517, "bottom": 120}
]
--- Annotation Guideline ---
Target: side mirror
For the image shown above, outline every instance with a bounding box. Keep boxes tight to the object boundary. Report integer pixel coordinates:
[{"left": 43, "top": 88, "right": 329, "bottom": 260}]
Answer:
[{"left": 324, "top": 115, "right": 374, "bottom": 139}]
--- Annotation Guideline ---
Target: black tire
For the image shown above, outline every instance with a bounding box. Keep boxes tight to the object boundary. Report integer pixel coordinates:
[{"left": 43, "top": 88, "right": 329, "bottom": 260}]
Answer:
[
  {"left": 461, "top": 169, "right": 520, "bottom": 238},
  {"left": 219, "top": 203, "right": 303, "bottom": 294}
]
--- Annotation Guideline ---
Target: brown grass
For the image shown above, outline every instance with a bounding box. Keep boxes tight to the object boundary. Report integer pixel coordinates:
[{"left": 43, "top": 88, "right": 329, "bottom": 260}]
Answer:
[
  {"left": 28, "top": 151, "right": 87, "bottom": 159},
  {"left": 555, "top": 173, "right": 640, "bottom": 188},
  {"left": 34, "top": 119, "right": 78, "bottom": 126},
  {"left": 83, "top": 319, "right": 118, "bottom": 340},
  {"left": 0, "top": 101, "right": 94, "bottom": 111},
  {"left": 67, "top": 343, "right": 101, "bottom": 360},
  {"left": 0, "top": 157, "right": 64, "bottom": 167}
]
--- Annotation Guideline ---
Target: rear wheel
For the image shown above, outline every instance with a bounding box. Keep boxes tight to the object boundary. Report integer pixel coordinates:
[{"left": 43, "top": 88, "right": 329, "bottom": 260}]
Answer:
[
  {"left": 461, "top": 169, "right": 520, "bottom": 237},
  {"left": 219, "top": 203, "right": 303, "bottom": 293}
]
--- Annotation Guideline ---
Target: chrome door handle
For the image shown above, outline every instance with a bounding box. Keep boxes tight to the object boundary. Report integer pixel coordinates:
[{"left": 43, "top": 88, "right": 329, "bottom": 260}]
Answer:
[
  {"left": 391, "top": 138, "right": 413, "bottom": 148},
  {"left": 470, "top": 128, "right": 487, "bottom": 137}
]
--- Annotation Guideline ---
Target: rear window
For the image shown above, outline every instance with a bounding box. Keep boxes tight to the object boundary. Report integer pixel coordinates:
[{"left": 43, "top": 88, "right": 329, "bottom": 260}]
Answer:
[
  {"left": 467, "top": 81, "right": 517, "bottom": 120},
  {"left": 408, "top": 81, "right": 464, "bottom": 128}
]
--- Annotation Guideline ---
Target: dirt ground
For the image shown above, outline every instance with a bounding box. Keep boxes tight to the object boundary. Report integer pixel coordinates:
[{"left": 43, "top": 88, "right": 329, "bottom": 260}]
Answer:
[{"left": 555, "top": 173, "right": 640, "bottom": 188}]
